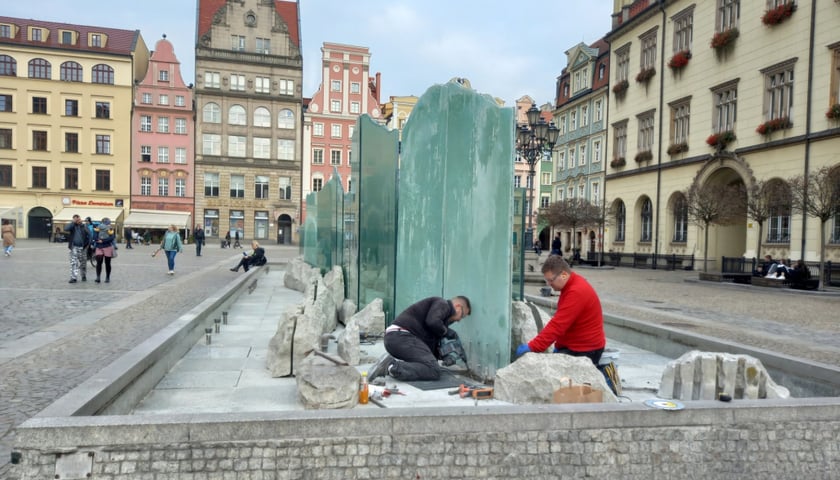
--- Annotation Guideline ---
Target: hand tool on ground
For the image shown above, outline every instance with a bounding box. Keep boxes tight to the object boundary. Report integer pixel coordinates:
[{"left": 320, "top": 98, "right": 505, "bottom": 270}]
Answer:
[{"left": 448, "top": 384, "right": 494, "bottom": 399}]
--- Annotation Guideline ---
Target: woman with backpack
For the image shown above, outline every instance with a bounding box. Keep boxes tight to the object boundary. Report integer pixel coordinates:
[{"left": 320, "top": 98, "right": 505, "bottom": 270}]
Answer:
[{"left": 92, "top": 217, "right": 116, "bottom": 283}]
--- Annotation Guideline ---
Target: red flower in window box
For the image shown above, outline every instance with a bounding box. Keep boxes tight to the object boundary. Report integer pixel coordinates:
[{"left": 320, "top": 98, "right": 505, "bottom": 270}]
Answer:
[
  {"left": 706, "top": 130, "right": 737, "bottom": 150},
  {"left": 635, "top": 67, "right": 656, "bottom": 84},
  {"left": 756, "top": 117, "right": 792, "bottom": 136},
  {"left": 710, "top": 28, "right": 739, "bottom": 51},
  {"left": 668, "top": 50, "right": 692, "bottom": 70},
  {"left": 826, "top": 104, "right": 840, "bottom": 120},
  {"left": 762, "top": 2, "right": 796, "bottom": 26},
  {"left": 612, "top": 79, "right": 629, "bottom": 96}
]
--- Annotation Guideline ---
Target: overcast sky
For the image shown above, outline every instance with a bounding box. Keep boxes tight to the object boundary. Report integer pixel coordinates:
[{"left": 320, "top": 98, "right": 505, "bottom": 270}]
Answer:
[{"left": 4, "top": 1, "right": 613, "bottom": 106}]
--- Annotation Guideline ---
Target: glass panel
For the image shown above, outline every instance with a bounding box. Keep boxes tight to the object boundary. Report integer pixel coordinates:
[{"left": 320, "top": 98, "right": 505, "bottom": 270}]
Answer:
[
  {"left": 304, "top": 168, "right": 345, "bottom": 275},
  {"left": 512, "top": 188, "right": 527, "bottom": 301}
]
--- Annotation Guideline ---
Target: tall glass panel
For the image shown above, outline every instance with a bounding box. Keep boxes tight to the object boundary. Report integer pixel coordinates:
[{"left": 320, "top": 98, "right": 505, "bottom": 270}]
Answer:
[
  {"left": 302, "top": 193, "right": 318, "bottom": 265},
  {"left": 512, "top": 188, "right": 527, "bottom": 301},
  {"left": 396, "top": 81, "right": 515, "bottom": 376},
  {"left": 314, "top": 168, "right": 344, "bottom": 274}
]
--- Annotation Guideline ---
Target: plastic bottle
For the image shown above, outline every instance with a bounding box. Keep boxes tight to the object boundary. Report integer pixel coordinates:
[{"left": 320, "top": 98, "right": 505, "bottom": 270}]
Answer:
[{"left": 359, "top": 371, "right": 369, "bottom": 404}]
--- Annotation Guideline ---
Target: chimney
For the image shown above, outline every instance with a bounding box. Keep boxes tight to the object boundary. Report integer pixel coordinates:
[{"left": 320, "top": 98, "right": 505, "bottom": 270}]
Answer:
[{"left": 375, "top": 72, "right": 381, "bottom": 104}]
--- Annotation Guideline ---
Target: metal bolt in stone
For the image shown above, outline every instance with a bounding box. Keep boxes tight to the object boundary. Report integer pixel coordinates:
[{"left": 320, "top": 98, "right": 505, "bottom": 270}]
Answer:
[
  {"left": 222, "top": 311, "right": 228, "bottom": 324},
  {"left": 214, "top": 318, "right": 221, "bottom": 334},
  {"left": 205, "top": 327, "right": 213, "bottom": 345}
]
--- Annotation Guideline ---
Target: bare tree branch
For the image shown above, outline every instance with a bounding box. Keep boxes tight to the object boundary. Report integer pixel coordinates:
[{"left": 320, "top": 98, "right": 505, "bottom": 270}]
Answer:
[{"left": 685, "top": 181, "right": 746, "bottom": 271}]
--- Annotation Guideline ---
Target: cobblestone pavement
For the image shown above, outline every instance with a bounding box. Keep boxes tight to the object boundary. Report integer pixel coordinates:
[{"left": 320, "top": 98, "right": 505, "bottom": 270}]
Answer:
[{"left": 0, "top": 238, "right": 300, "bottom": 476}]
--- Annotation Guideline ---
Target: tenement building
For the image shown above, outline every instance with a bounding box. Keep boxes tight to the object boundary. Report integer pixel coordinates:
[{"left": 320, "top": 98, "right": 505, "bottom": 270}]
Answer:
[{"left": 195, "top": 0, "right": 303, "bottom": 245}]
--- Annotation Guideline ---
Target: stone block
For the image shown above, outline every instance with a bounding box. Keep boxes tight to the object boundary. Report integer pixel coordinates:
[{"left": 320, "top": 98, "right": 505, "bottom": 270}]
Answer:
[
  {"left": 295, "top": 353, "right": 359, "bottom": 409},
  {"left": 658, "top": 351, "right": 790, "bottom": 400},
  {"left": 494, "top": 353, "right": 618, "bottom": 404}
]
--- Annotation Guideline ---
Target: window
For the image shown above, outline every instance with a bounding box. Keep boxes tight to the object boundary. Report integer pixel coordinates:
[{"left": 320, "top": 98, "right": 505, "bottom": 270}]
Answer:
[
  {"left": 331, "top": 150, "right": 342, "bottom": 165},
  {"left": 175, "top": 95, "right": 185, "bottom": 107},
  {"left": 593, "top": 139, "right": 602, "bottom": 163},
  {"left": 570, "top": 111, "right": 577, "bottom": 131},
  {"left": 541, "top": 195, "right": 550, "bottom": 208},
  {"left": 0, "top": 165, "right": 10, "bottom": 187},
  {"left": 65, "top": 99, "right": 79, "bottom": 116},
  {"left": 255, "top": 175, "right": 269, "bottom": 199},
  {"left": 313, "top": 177, "right": 323, "bottom": 192},
  {"left": 28, "top": 58, "right": 51, "bottom": 79},
  {"left": 350, "top": 102, "right": 360, "bottom": 114},
  {"left": 350, "top": 82, "right": 361, "bottom": 94},
  {"left": 579, "top": 144, "right": 587, "bottom": 166},
  {"left": 331, "top": 80, "right": 342, "bottom": 92},
  {"left": 256, "top": 76, "right": 270, "bottom": 93},
  {"left": 90, "top": 34, "right": 102, "bottom": 47},
  {"left": 278, "top": 109, "right": 294, "bottom": 129},
  {"left": 32, "top": 131, "right": 47, "bottom": 151},
  {"left": 592, "top": 183, "right": 600, "bottom": 206},
  {"left": 230, "top": 174, "right": 245, "bottom": 198},
  {"left": 831, "top": 46, "right": 840, "bottom": 107},
  {"left": 157, "top": 117, "right": 169, "bottom": 133},
  {"left": 95, "top": 101, "right": 110, "bottom": 119},
  {"left": 204, "top": 172, "right": 220, "bottom": 197},
  {"left": 313, "top": 123, "right": 324, "bottom": 136},
  {"left": 599, "top": 64, "right": 606, "bottom": 80},
  {"left": 230, "top": 74, "right": 245, "bottom": 91},
  {"left": 96, "top": 134, "right": 110, "bottom": 154},
  {"left": 159, "top": 69, "right": 169, "bottom": 82},
  {"left": 140, "top": 176, "right": 151, "bottom": 195},
  {"left": 556, "top": 151, "right": 565, "bottom": 171},
  {"left": 229, "top": 210, "right": 244, "bottom": 238},
  {"left": 712, "top": 81, "right": 738, "bottom": 132},
  {"left": 253, "top": 137, "right": 271, "bottom": 159},
  {"left": 205, "top": 71, "right": 220, "bottom": 88},
  {"left": 231, "top": 35, "right": 245, "bottom": 51},
  {"left": 278, "top": 139, "right": 294, "bottom": 160},
  {"left": 254, "top": 107, "right": 271, "bottom": 127},
  {"left": 641, "top": 198, "right": 653, "bottom": 242},
  {"left": 64, "top": 167, "right": 78, "bottom": 189},
  {"left": 313, "top": 149, "right": 324, "bottom": 164},
  {"left": 832, "top": 212, "right": 840, "bottom": 244},
  {"left": 0, "top": 94, "right": 12, "bottom": 112},
  {"left": 615, "top": 44, "right": 630, "bottom": 83},
  {"left": 0, "top": 128, "right": 11, "bottom": 149},
  {"left": 578, "top": 184, "right": 585, "bottom": 199},
  {"left": 670, "top": 99, "right": 691, "bottom": 146},
  {"left": 141, "top": 145, "right": 151, "bottom": 162},
  {"left": 32, "top": 97, "right": 47, "bottom": 114},
  {"left": 569, "top": 146, "right": 576, "bottom": 167},
  {"left": 175, "top": 118, "right": 187, "bottom": 135},
  {"left": 175, "top": 147, "right": 186, "bottom": 164},
  {"left": 204, "top": 209, "right": 219, "bottom": 237},
  {"left": 614, "top": 202, "right": 627, "bottom": 240},
  {"left": 278, "top": 79, "right": 294, "bottom": 96},
  {"left": 140, "top": 115, "right": 152, "bottom": 132},
  {"left": 32, "top": 166, "right": 47, "bottom": 188},
  {"left": 175, "top": 178, "right": 186, "bottom": 197},
  {"left": 142, "top": 93, "right": 152, "bottom": 104},
  {"left": 228, "top": 136, "right": 246, "bottom": 157},
  {"left": 158, "top": 177, "right": 169, "bottom": 196},
  {"left": 330, "top": 100, "right": 341, "bottom": 112},
  {"left": 65, "top": 132, "right": 78, "bottom": 153},
  {"left": 95, "top": 169, "right": 110, "bottom": 191},
  {"left": 91, "top": 64, "right": 114, "bottom": 84},
  {"left": 0, "top": 25, "right": 10, "bottom": 39},
  {"left": 158, "top": 94, "right": 169, "bottom": 105},
  {"left": 767, "top": 183, "right": 791, "bottom": 243},
  {"left": 637, "top": 111, "right": 655, "bottom": 153},
  {"left": 717, "top": 0, "right": 740, "bottom": 32},
  {"left": 0, "top": 55, "right": 16, "bottom": 76},
  {"left": 203, "top": 103, "right": 221, "bottom": 123},
  {"left": 673, "top": 195, "right": 688, "bottom": 242},
  {"left": 30, "top": 28, "right": 43, "bottom": 41},
  {"left": 229, "top": 105, "right": 246, "bottom": 125},
  {"left": 613, "top": 120, "right": 628, "bottom": 162},
  {"left": 279, "top": 177, "right": 292, "bottom": 200},
  {"left": 673, "top": 7, "right": 694, "bottom": 53},
  {"left": 331, "top": 124, "right": 342, "bottom": 138},
  {"left": 581, "top": 106, "right": 589, "bottom": 127},
  {"left": 60, "top": 61, "right": 83, "bottom": 82},
  {"left": 514, "top": 175, "right": 521, "bottom": 188},
  {"left": 763, "top": 61, "right": 795, "bottom": 121},
  {"left": 256, "top": 37, "right": 270, "bottom": 54},
  {"left": 640, "top": 29, "right": 658, "bottom": 71},
  {"left": 203, "top": 134, "right": 221, "bottom": 155},
  {"left": 157, "top": 146, "right": 169, "bottom": 163}
]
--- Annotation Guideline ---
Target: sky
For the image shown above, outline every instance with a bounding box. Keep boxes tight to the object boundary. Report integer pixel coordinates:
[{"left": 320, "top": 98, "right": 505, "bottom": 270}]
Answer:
[{"left": 3, "top": 1, "right": 614, "bottom": 106}]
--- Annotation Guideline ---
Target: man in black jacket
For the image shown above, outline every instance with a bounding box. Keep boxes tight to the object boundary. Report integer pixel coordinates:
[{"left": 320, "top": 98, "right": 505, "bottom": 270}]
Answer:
[
  {"left": 369, "top": 295, "right": 471, "bottom": 381},
  {"left": 194, "top": 225, "right": 205, "bottom": 256},
  {"left": 64, "top": 214, "right": 91, "bottom": 283}
]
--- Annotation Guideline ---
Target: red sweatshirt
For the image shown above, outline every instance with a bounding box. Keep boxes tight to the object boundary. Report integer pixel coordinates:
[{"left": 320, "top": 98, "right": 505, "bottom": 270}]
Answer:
[{"left": 528, "top": 272, "right": 605, "bottom": 353}]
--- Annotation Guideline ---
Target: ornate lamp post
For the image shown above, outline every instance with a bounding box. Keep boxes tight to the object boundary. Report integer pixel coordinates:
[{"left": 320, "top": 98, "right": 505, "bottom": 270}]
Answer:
[{"left": 516, "top": 103, "right": 560, "bottom": 249}]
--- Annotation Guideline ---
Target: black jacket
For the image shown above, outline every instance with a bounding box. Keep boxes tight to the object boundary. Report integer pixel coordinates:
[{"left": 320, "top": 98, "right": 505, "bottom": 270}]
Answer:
[
  {"left": 64, "top": 222, "right": 90, "bottom": 249},
  {"left": 392, "top": 297, "right": 454, "bottom": 357}
]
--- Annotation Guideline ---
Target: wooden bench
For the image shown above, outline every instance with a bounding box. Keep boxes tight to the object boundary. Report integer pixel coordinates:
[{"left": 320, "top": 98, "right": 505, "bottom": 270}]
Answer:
[{"left": 751, "top": 276, "right": 785, "bottom": 288}]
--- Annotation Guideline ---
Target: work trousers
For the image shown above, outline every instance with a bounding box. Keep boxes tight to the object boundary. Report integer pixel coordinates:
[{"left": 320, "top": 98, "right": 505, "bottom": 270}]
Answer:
[
  {"left": 69, "top": 246, "right": 87, "bottom": 280},
  {"left": 383, "top": 331, "right": 442, "bottom": 381}
]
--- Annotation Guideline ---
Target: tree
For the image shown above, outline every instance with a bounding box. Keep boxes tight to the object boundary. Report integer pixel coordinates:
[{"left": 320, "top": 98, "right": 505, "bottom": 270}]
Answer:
[
  {"left": 745, "top": 179, "right": 790, "bottom": 259},
  {"left": 538, "top": 198, "right": 602, "bottom": 263},
  {"left": 787, "top": 166, "right": 840, "bottom": 290},
  {"left": 685, "top": 181, "right": 746, "bottom": 272}
]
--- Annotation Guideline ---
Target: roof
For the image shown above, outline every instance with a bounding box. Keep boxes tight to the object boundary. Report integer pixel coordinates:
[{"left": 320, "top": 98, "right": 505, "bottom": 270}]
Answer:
[
  {"left": 0, "top": 16, "right": 140, "bottom": 56},
  {"left": 124, "top": 209, "right": 191, "bottom": 230},
  {"left": 197, "top": 0, "right": 299, "bottom": 49}
]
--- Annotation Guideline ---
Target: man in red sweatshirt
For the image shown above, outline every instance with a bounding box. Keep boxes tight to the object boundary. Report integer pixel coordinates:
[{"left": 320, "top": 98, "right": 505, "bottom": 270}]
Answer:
[{"left": 516, "top": 255, "right": 605, "bottom": 365}]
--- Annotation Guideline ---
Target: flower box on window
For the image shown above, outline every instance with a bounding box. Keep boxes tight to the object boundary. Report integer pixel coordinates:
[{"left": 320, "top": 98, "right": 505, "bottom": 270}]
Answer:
[
  {"left": 706, "top": 130, "right": 736, "bottom": 150},
  {"left": 667, "top": 142, "right": 689, "bottom": 155},
  {"left": 756, "top": 117, "right": 792, "bottom": 135},
  {"left": 826, "top": 104, "right": 840, "bottom": 120},
  {"left": 762, "top": 2, "right": 796, "bottom": 26},
  {"left": 710, "top": 28, "right": 739, "bottom": 52},
  {"left": 610, "top": 157, "right": 626, "bottom": 168},
  {"left": 634, "top": 150, "right": 653, "bottom": 163},
  {"left": 668, "top": 50, "right": 692, "bottom": 70},
  {"left": 612, "top": 79, "right": 629, "bottom": 96},
  {"left": 635, "top": 67, "right": 656, "bottom": 84}
]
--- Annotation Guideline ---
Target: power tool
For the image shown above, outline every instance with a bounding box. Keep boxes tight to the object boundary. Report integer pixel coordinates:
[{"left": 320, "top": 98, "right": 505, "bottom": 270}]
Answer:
[{"left": 438, "top": 335, "right": 469, "bottom": 369}]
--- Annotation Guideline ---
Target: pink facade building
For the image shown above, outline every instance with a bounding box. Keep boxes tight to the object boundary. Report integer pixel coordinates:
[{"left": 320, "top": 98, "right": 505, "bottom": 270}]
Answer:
[
  {"left": 129, "top": 35, "right": 194, "bottom": 233},
  {"left": 302, "top": 42, "right": 382, "bottom": 222}
]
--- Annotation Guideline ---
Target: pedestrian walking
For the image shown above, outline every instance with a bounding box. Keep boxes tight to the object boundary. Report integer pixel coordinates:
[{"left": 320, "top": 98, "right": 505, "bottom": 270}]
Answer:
[
  {"left": 233, "top": 230, "right": 242, "bottom": 248},
  {"left": 194, "top": 225, "right": 205, "bottom": 256},
  {"left": 2, "top": 220, "right": 15, "bottom": 256},
  {"left": 124, "top": 227, "right": 134, "bottom": 249},
  {"left": 143, "top": 229, "right": 151, "bottom": 246},
  {"left": 223, "top": 231, "right": 231, "bottom": 248},
  {"left": 159, "top": 224, "right": 183, "bottom": 275},
  {"left": 92, "top": 217, "right": 116, "bottom": 283},
  {"left": 64, "top": 214, "right": 91, "bottom": 283}
]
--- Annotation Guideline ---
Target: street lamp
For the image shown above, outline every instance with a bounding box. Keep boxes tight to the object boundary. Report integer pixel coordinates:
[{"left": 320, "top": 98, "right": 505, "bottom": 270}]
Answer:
[{"left": 516, "top": 103, "right": 560, "bottom": 250}]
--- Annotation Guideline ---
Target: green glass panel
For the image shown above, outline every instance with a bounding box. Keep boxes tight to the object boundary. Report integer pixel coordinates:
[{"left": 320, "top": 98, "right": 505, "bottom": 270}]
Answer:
[
  {"left": 512, "top": 188, "right": 527, "bottom": 301},
  {"left": 302, "top": 193, "right": 318, "bottom": 266},
  {"left": 314, "top": 168, "right": 344, "bottom": 275},
  {"left": 396, "top": 81, "right": 515, "bottom": 376}
]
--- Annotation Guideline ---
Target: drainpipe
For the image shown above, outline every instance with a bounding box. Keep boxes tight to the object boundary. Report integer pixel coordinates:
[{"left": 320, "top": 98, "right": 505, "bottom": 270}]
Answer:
[
  {"left": 653, "top": 0, "right": 667, "bottom": 267},
  {"left": 800, "top": 0, "right": 816, "bottom": 258}
]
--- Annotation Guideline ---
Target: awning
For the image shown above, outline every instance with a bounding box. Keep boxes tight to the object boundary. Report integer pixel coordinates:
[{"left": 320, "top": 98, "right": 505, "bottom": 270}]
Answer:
[
  {"left": 53, "top": 207, "right": 125, "bottom": 224},
  {"left": 123, "top": 209, "right": 191, "bottom": 230},
  {"left": 0, "top": 206, "right": 22, "bottom": 220}
]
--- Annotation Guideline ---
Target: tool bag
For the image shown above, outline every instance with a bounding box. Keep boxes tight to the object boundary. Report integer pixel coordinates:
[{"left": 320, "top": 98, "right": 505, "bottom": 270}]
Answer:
[{"left": 551, "top": 377, "right": 603, "bottom": 404}]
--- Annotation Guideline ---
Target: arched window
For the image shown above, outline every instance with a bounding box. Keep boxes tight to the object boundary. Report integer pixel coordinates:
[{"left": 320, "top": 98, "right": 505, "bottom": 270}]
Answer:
[
  {"left": 614, "top": 201, "right": 626, "bottom": 242},
  {"left": 202, "top": 103, "right": 220, "bottom": 123},
  {"left": 277, "top": 108, "right": 294, "bottom": 129},
  {"left": 641, "top": 198, "right": 653, "bottom": 242},
  {"left": 28, "top": 58, "right": 51, "bottom": 79},
  {"left": 673, "top": 194, "right": 688, "bottom": 243},
  {"left": 253, "top": 107, "right": 271, "bottom": 127},
  {"left": 228, "top": 105, "right": 246, "bottom": 125},
  {"left": 91, "top": 64, "right": 114, "bottom": 84},
  {"left": 60, "top": 61, "right": 83, "bottom": 82},
  {"left": 766, "top": 181, "right": 791, "bottom": 243},
  {"left": 0, "top": 55, "right": 16, "bottom": 76}
]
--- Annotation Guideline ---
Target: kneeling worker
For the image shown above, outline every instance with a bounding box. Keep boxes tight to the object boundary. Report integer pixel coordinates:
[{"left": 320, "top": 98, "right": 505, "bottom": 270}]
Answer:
[
  {"left": 369, "top": 295, "right": 471, "bottom": 382},
  {"left": 516, "top": 255, "right": 605, "bottom": 365}
]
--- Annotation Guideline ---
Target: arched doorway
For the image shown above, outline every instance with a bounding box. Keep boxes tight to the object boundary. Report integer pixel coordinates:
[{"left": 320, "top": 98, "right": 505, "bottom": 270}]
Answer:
[
  {"left": 589, "top": 230, "right": 596, "bottom": 256},
  {"left": 695, "top": 165, "right": 748, "bottom": 264},
  {"left": 276, "top": 214, "right": 293, "bottom": 244},
  {"left": 27, "top": 206, "right": 52, "bottom": 239}
]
